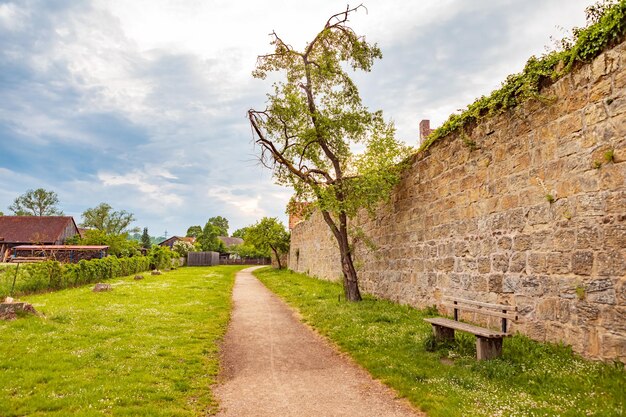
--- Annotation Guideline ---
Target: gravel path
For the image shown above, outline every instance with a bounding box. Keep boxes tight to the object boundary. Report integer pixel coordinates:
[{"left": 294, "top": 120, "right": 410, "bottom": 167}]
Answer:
[{"left": 214, "top": 267, "right": 424, "bottom": 417}]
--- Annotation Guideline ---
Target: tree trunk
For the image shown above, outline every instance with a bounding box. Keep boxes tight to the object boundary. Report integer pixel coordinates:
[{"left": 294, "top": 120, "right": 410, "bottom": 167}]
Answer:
[
  {"left": 321, "top": 211, "right": 362, "bottom": 302},
  {"left": 270, "top": 246, "right": 282, "bottom": 269}
]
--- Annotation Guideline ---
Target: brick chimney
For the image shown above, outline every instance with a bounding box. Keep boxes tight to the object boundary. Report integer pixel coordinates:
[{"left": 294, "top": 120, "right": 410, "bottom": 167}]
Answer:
[{"left": 419, "top": 119, "right": 433, "bottom": 144}]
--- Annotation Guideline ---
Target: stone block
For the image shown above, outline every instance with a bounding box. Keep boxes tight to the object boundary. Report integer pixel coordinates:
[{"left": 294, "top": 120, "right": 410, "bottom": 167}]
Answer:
[
  {"left": 558, "top": 112, "right": 583, "bottom": 137},
  {"left": 519, "top": 275, "right": 543, "bottom": 296},
  {"left": 576, "top": 225, "right": 601, "bottom": 250},
  {"left": 478, "top": 257, "right": 491, "bottom": 274},
  {"left": 93, "top": 283, "right": 112, "bottom": 292},
  {"left": 513, "top": 234, "right": 532, "bottom": 251},
  {"left": 586, "top": 289, "right": 616, "bottom": 305},
  {"left": 556, "top": 299, "right": 572, "bottom": 322},
  {"left": 589, "top": 77, "right": 612, "bottom": 103},
  {"left": 488, "top": 274, "right": 503, "bottom": 293},
  {"left": 536, "top": 298, "right": 558, "bottom": 320},
  {"left": 509, "top": 253, "right": 527, "bottom": 273},
  {"left": 528, "top": 252, "right": 548, "bottom": 274},
  {"left": 584, "top": 102, "right": 608, "bottom": 126},
  {"left": 599, "top": 164, "right": 625, "bottom": 189},
  {"left": 527, "top": 205, "right": 551, "bottom": 226},
  {"left": 553, "top": 229, "right": 576, "bottom": 251},
  {"left": 491, "top": 254, "right": 509, "bottom": 273},
  {"left": 576, "top": 302, "right": 600, "bottom": 324},
  {"left": 547, "top": 252, "right": 571, "bottom": 274},
  {"left": 600, "top": 333, "right": 626, "bottom": 361},
  {"left": 572, "top": 251, "right": 594, "bottom": 275},
  {"left": 596, "top": 251, "right": 626, "bottom": 276}
]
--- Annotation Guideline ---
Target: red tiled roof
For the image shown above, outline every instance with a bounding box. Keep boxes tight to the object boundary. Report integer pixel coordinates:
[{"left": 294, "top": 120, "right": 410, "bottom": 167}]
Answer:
[
  {"left": 159, "top": 236, "right": 196, "bottom": 246},
  {"left": 0, "top": 216, "right": 78, "bottom": 243}
]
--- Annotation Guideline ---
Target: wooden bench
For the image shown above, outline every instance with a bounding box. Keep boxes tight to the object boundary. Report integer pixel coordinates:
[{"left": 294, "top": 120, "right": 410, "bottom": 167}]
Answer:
[{"left": 424, "top": 296, "right": 517, "bottom": 360}]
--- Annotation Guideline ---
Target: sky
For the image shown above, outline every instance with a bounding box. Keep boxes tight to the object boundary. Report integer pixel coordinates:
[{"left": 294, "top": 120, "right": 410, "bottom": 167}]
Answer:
[{"left": 0, "top": 0, "right": 593, "bottom": 237}]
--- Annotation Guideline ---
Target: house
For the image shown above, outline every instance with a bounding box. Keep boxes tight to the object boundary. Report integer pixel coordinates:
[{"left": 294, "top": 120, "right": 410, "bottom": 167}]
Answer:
[
  {"left": 218, "top": 236, "right": 244, "bottom": 248},
  {"left": 158, "top": 236, "right": 196, "bottom": 248},
  {"left": 0, "top": 216, "right": 80, "bottom": 262}
]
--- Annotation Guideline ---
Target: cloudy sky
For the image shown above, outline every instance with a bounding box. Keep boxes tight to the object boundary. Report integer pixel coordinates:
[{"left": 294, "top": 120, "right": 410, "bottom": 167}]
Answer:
[{"left": 0, "top": 0, "right": 592, "bottom": 237}]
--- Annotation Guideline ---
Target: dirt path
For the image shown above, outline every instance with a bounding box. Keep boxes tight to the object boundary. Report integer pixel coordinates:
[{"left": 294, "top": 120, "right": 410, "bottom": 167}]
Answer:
[{"left": 214, "top": 267, "right": 424, "bottom": 417}]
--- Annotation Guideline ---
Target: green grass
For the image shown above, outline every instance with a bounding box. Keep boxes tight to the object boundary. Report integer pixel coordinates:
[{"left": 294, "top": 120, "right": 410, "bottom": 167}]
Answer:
[
  {"left": 255, "top": 268, "right": 626, "bottom": 417},
  {"left": 0, "top": 265, "right": 246, "bottom": 416}
]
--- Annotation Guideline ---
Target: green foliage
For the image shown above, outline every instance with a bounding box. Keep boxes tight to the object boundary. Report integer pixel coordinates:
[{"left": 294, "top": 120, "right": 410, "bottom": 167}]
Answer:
[
  {"left": 250, "top": 7, "right": 412, "bottom": 222},
  {"left": 185, "top": 225, "right": 202, "bottom": 238},
  {"left": 0, "top": 266, "right": 244, "bottom": 416},
  {"left": 80, "top": 202, "right": 139, "bottom": 234},
  {"left": 197, "top": 221, "right": 226, "bottom": 253},
  {"left": 604, "top": 148, "right": 615, "bottom": 162},
  {"left": 230, "top": 243, "right": 268, "bottom": 259},
  {"left": 70, "top": 229, "right": 142, "bottom": 257},
  {"left": 243, "top": 217, "right": 290, "bottom": 267},
  {"left": 207, "top": 216, "right": 229, "bottom": 236},
  {"left": 140, "top": 227, "right": 151, "bottom": 249},
  {"left": 421, "top": 0, "right": 626, "bottom": 151},
  {"left": 8, "top": 188, "right": 63, "bottom": 216},
  {"left": 0, "top": 256, "right": 150, "bottom": 298},
  {"left": 231, "top": 226, "right": 249, "bottom": 239},
  {"left": 255, "top": 268, "right": 626, "bottom": 417},
  {"left": 148, "top": 245, "right": 175, "bottom": 270}
]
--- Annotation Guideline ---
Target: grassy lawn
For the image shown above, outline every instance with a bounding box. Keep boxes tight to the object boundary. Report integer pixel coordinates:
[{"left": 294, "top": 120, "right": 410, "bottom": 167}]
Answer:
[
  {"left": 0, "top": 265, "right": 246, "bottom": 417},
  {"left": 255, "top": 268, "right": 625, "bottom": 417}
]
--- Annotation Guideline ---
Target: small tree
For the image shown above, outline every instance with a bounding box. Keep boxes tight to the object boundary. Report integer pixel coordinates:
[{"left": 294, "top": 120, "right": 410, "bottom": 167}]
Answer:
[
  {"left": 249, "top": 6, "right": 411, "bottom": 300},
  {"left": 9, "top": 188, "right": 63, "bottom": 216},
  {"left": 141, "top": 227, "right": 151, "bottom": 249},
  {"left": 244, "top": 217, "right": 290, "bottom": 269},
  {"left": 81, "top": 203, "right": 139, "bottom": 235}
]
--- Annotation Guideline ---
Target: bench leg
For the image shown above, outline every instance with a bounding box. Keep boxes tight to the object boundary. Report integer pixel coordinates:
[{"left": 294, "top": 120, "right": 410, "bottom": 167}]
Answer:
[
  {"left": 432, "top": 324, "right": 455, "bottom": 343},
  {"left": 476, "top": 337, "right": 503, "bottom": 360}
]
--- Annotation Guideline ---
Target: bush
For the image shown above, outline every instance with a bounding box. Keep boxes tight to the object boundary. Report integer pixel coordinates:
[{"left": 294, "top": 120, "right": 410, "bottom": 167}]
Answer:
[
  {"left": 0, "top": 256, "right": 151, "bottom": 298},
  {"left": 148, "top": 246, "right": 175, "bottom": 270}
]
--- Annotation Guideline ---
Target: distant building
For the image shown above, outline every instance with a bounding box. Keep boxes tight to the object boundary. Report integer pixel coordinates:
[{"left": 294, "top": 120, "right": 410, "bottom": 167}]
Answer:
[
  {"left": 0, "top": 216, "right": 79, "bottom": 262},
  {"left": 158, "top": 236, "right": 196, "bottom": 248},
  {"left": 419, "top": 119, "right": 433, "bottom": 146},
  {"left": 218, "top": 236, "right": 244, "bottom": 247}
]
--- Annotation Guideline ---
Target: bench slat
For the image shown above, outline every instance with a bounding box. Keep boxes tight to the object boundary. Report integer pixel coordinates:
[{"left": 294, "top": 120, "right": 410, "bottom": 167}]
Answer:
[
  {"left": 424, "top": 317, "right": 509, "bottom": 338},
  {"left": 442, "top": 303, "right": 518, "bottom": 320},
  {"left": 443, "top": 296, "right": 517, "bottom": 311}
]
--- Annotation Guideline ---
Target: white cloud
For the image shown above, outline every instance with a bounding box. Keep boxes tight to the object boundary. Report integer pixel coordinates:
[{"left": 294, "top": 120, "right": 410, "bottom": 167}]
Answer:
[{"left": 98, "top": 169, "right": 183, "bottom": 206}]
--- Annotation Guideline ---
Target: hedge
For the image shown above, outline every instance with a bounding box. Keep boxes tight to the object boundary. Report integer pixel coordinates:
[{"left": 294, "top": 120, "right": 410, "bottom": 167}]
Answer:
[{"left": 0, "top": 256, "right": 151, "bottom": 298}]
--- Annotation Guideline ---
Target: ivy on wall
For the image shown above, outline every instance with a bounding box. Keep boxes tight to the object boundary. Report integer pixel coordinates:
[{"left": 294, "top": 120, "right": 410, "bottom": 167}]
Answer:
[{"left": 420, "top": 0, "right": 626, "bottom": 151}]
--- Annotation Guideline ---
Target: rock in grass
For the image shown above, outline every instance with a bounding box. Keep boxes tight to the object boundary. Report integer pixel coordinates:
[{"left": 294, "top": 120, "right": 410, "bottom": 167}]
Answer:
[
  {"left": 134, "top": 275, "right": 144, "bottom": 280},
  {"left": 0, "top": 301, "right": 37, "bottom": 320},
  {"left": 93, "top": 283, "right": 112, "bottom": 292},
  {"left": 151, "top": 270, "right": 162, "bottom": 276}
]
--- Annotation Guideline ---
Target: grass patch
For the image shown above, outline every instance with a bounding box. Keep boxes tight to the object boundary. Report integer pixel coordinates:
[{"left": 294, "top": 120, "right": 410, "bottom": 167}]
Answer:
[
  {"left": 255, "top": 268, "right": 625, "bottom": 417},
  {"left": 0, "top": 265, "right": 247, "bottom": 416}
]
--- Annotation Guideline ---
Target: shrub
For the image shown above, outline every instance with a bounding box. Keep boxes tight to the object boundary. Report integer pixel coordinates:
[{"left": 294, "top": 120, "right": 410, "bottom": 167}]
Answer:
[
  {"left": 0, "top": 256, "right": 151, "bottom": 298},
  {"left": 148, "top": 246, "right": 175, "bottom": 270}
]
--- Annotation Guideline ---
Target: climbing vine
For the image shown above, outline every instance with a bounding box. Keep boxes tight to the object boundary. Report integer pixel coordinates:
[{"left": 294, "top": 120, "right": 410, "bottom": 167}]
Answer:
[{"left": 420, "top": 0, "right": 626, "bottom": 151}]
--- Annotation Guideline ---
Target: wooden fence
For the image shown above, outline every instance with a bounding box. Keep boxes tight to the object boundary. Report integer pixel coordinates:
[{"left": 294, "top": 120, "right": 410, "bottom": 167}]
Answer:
[
  {"left": 219, "top": 258, "right": 270, "bottom": 265},
  {"left": 187, "top": 251, "right": 219, "bottom": 266}
]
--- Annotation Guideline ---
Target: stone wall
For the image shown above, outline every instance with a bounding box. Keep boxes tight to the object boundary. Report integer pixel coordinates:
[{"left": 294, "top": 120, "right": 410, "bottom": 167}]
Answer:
[{"left": 289, "top": 40, "right": 626, "bottom": 361}]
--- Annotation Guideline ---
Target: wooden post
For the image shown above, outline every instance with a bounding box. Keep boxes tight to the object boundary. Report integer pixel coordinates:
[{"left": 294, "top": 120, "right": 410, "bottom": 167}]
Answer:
[
  {"left": 476, "top": 337, "right": 503, "bottom": 360},
  {"left": 432, "top": 324, "right": 455, "bottom": 343}
]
